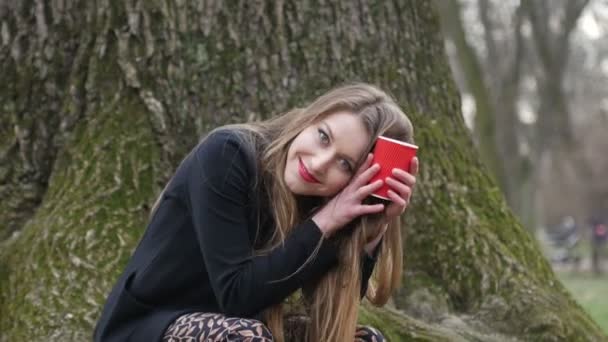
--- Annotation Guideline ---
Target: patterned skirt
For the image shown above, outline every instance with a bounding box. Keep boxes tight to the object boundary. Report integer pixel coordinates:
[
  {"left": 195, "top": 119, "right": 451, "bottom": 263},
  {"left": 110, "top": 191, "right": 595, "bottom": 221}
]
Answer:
[{"left": 162, "top": 312, "right": 385, "bottom": 342}]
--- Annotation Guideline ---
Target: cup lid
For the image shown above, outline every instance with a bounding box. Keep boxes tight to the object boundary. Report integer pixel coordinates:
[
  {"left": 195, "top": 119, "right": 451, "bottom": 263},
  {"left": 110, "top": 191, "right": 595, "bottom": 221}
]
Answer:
[{"left": 377, "top": 135, "right": 418, "bottom": 149}]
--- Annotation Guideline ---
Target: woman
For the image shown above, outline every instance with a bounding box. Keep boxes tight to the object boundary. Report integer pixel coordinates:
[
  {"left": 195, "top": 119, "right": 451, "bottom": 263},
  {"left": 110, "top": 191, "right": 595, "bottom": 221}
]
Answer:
[{"left": 94, "top": 83, "right": 418, "bottom": 342}]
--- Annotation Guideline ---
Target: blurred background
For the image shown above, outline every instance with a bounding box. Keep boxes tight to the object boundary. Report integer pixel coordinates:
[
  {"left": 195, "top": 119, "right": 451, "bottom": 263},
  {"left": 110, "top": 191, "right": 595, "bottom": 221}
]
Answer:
[{"left": 436, "top": 0, "right": 607, "bottom": 331}]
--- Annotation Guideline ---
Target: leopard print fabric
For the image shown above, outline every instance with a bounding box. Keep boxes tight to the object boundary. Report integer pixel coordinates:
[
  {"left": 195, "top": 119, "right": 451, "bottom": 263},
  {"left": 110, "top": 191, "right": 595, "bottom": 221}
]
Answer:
[
  {"left": 163, "top": 313, "right": 273, "bottom": 341},
  {"left": 163, "top": 312, "right": 385, "bottom": 341}
]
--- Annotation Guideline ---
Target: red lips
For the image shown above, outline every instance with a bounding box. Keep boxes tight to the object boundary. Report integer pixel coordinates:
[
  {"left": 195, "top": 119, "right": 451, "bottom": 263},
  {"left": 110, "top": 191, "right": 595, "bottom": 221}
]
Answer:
[{"left": 298, "top": 158, "right": 320, "bottom": 183}]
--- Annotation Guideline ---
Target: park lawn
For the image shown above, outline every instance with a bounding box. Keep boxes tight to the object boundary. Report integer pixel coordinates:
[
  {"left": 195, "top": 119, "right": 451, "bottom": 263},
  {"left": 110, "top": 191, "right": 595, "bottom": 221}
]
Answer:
[{"left": 557, "top": 272, "right": 608, "bottom": 334}]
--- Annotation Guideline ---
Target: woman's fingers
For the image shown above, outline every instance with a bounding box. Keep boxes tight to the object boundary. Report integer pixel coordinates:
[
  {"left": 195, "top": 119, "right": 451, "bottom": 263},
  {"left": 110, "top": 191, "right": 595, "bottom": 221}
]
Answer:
[
  {"left": 391, "top": 169, "right": 416, "bottom": 187},
  {"left": 386, "top": 177, "right": 411, "bottom": 199},
  {"left": 352, "top": 162, "right": 381, "bottom": 188},
  {"left": 357, "top": 203, "right": 385, "bottom": 216},
  {"left": 356, "top": 179, "right": 384, "bottom": 198},
  {"left": 410, "top": 157, "right": 419, "bottom": 176},
  {"left": 387, "top": 189, "right": 407, "bottom": 206}
]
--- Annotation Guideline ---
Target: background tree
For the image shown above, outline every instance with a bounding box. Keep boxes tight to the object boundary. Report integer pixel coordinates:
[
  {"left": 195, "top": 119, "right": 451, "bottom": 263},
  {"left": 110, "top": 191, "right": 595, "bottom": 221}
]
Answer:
[
  {"left": 523, "top": 0, "right": 592, "bottom": 227},
  {"left": 563, "top": 2, "right": 608, "bottom": 223},
  {"left": 437, "top": 0, "right": 602, "bottom": 230},
  {"left": 436, "top": 0, "right": 527, "bottom": 226},
  {"left": 0, "top": 0, "right": 605, "bottom": 341}
]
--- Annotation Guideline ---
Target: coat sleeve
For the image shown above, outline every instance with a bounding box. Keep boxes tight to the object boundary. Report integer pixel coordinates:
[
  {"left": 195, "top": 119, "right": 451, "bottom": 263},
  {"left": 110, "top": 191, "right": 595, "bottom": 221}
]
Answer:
[{"left": 187, "top": 131, "right": 339, "bottom": 317}]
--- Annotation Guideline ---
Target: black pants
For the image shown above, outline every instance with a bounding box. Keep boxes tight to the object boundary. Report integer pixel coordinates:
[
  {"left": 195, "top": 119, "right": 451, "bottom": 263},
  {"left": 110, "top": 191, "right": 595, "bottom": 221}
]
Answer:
[{"left": 163, "top": 312, "right": 385, "bottom": 341}]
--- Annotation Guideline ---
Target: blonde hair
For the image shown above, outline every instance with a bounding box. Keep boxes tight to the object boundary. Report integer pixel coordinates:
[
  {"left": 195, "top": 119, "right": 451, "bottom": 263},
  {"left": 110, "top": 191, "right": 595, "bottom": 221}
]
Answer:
[{"left": 151, "top": 83, "right": 414, "bottom": 342}]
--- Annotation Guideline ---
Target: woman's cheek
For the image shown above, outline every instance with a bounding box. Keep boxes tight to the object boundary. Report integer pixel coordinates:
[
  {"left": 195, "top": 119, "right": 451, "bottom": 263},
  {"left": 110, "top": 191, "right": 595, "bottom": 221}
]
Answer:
[{"left": 335, "top": 177, "right": 350, "bottom": 192}]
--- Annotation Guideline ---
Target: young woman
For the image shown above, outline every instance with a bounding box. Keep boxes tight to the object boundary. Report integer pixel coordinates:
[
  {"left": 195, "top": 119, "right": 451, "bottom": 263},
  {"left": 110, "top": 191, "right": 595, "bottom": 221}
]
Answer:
[{"left": 94, "top": 83, "right": 418, "bottom": 342}]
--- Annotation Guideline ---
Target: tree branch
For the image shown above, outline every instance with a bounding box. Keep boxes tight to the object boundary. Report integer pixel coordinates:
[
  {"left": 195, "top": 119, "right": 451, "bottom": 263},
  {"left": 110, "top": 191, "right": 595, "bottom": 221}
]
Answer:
[
  {"left": 478, "top": 0, "right": 499, "bottom": 77},
  {"left": 554, "top": 0, "right": 589, "bottom": 70},
  {"left": 524, "top": 0, "right": 554, "bottom": 74}
]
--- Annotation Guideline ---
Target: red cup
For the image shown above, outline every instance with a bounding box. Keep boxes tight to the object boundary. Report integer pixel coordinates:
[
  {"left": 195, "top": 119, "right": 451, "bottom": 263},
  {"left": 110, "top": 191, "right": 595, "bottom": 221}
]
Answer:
[{"left": 369, "top": 136, "right": 418, "bottom": 201}]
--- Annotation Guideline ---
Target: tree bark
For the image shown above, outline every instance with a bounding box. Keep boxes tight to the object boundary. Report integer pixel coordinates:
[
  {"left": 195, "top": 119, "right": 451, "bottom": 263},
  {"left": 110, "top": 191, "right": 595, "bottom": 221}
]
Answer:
[{"left": 0, "top": 0, "right": 604, "bottom": 341}]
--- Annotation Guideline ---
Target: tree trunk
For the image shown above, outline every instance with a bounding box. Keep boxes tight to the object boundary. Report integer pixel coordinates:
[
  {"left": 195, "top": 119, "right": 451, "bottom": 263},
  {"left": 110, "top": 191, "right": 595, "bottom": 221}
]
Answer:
[
  {"left": 524, "top": 0, "right": 590, "bottom": 227},
  {"left": 0, "top": 0, "right": 604, "bottom": 341}
]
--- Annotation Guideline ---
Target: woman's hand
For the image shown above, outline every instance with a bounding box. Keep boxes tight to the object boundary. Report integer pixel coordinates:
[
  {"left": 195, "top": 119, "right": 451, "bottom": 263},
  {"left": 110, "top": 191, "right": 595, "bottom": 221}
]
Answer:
[
  {"left": 363, "top": 157, "right": 419, "bottom": 254},
  {"left": 383, "top": 156, "right": 418, "bottom": 221},
  {"left": 312, "top": 154, "right": 386, "bottom": 236}
]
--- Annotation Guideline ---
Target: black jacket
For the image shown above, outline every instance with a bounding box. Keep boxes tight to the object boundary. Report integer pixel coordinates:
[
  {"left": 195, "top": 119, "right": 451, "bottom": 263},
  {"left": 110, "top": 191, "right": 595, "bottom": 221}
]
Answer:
[{"left": 94, "top": 129, "right": 379, "bottom": 341}]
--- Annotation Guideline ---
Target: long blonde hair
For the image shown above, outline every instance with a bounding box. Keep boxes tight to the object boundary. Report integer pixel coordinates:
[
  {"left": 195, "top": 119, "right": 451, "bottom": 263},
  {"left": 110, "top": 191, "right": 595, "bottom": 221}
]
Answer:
[{"left": 151, "top": 83, "right": 414, "bottom": 341}]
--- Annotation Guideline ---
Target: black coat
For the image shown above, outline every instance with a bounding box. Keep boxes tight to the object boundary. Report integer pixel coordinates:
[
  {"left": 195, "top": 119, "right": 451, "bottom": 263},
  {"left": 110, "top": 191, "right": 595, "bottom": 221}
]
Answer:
[{"left": 94, "top": 129, "right": 379, "bottom": 341}]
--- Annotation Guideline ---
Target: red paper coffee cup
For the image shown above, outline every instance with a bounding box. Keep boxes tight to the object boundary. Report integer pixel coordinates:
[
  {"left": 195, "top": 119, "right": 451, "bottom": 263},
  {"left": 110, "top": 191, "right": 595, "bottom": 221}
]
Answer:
[{"left": 369, "top": 136, "right": 418, "bottom": 201}]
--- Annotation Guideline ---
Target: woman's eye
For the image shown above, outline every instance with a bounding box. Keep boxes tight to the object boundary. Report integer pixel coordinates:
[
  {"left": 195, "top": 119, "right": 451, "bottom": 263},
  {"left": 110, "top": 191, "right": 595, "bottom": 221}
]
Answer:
[
  {"left": 339, "top": 159, "right": 353, "bottom": 173},
  {"left": 318, "top": 129, "right": 329, "bottom": 145}
]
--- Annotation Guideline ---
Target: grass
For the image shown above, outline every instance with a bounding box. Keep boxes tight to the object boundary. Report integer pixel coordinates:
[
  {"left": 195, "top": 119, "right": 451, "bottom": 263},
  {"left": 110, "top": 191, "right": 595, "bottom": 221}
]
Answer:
[{"left": 557, "top": 271, "right": 608, "bottom": 334}]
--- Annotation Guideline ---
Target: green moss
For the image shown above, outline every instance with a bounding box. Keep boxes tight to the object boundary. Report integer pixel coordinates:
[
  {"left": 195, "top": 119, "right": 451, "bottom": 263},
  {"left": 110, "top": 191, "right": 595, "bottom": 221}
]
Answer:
[
  {"left": 0, "top": 95, "right": 160, "bottom": 340},
  {"left": 395, "top": 271, "right": 452, "bottom": 320},
  {"left": 359, "top": 305, "right": 454, "bottom": 341}
]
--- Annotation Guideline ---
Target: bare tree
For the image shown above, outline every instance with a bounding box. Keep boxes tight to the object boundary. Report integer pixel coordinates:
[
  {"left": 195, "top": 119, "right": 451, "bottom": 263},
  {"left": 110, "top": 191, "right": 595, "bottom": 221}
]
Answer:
[
  {"left": 525, "top": 0, "right": 589, "bottom": 152},
  {"left": 522, "top": 0, "right": 599, "bottom": 227},
  {"left": 439, "top": 0, "right": 596, "bottom": 230},
  {"left": 437, "top": 0, "right": 535, "bottom": 227}
]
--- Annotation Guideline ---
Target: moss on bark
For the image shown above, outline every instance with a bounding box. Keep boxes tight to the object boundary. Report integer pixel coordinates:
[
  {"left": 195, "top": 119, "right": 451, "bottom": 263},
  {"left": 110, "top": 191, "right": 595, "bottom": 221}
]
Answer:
[{"left": 0, "top": 96, "right": 159, "bottom": 340}]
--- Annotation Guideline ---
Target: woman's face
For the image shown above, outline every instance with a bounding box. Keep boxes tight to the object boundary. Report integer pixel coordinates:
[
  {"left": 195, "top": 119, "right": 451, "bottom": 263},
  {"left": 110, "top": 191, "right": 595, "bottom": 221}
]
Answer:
[{"left": 284, "top": 110, "right": 371, "bottom": 197}]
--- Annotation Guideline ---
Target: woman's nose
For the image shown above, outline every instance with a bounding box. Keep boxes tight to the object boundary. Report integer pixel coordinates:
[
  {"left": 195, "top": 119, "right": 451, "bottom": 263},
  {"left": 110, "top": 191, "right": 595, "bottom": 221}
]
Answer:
[{"left": 310, "top": 152, "right": 333, "bottom": 175}]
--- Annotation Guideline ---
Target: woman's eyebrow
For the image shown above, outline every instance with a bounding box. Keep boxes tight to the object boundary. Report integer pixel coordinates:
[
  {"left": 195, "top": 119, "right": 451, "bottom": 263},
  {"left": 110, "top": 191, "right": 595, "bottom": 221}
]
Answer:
[{"left": 322, "top": 122, "right": 357, "bottom": 165}]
